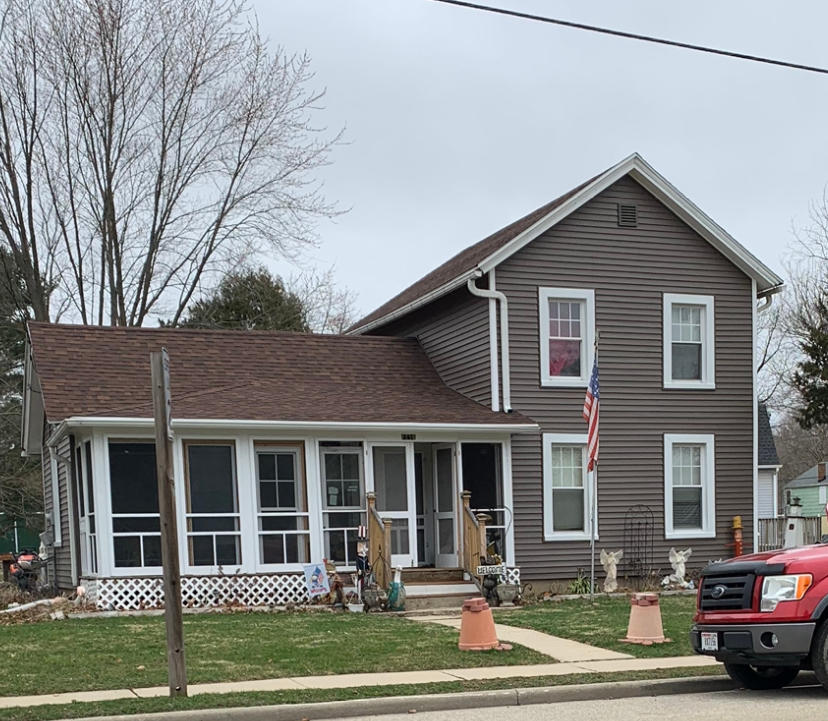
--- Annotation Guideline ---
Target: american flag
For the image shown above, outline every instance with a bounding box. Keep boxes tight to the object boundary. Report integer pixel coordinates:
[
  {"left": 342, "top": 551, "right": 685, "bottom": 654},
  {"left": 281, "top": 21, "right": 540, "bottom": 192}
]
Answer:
[{"left": 582, "top": 358, "right": 600, "bottom": 471}]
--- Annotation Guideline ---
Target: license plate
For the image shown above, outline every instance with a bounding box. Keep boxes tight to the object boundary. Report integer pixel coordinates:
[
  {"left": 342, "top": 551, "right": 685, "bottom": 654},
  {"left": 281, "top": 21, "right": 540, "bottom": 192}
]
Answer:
[{"left": 700, "top": 632, "right": 719, "bottom": 651}]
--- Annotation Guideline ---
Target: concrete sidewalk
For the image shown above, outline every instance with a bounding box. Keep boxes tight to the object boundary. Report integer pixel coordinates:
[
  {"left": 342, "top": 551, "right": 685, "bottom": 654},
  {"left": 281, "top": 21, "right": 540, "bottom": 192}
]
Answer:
[
  {"left": 0, "top": 656, "right": 719, "bottom": 710},
  {"left": 408, "top": 614, "right": 633, "bottom": 661}
]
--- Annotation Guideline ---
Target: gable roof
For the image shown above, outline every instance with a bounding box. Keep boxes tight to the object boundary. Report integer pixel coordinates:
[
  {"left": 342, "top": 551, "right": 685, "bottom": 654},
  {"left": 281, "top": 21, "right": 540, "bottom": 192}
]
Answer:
[
  {"left": 758, "top": 402, "right": 780, "bottom": 467},
  {"left": 349, "top": 153, "right": 785, "bottom": 334},
  {"left": 785, "top": 462, "right": 828, "bottom": 489},
  {"left": 26, "top": 323, "right": 535, "bottom": 432}
]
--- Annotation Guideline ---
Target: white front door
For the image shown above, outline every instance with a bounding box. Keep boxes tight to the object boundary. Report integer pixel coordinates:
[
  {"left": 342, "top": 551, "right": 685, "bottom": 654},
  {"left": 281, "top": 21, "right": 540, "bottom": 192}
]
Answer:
[
  {"left": 433, "top": 444, "right": 458, "bottom": 567},
  {"left": 369, "top": 444, "right": 417, "bottom": 568}
]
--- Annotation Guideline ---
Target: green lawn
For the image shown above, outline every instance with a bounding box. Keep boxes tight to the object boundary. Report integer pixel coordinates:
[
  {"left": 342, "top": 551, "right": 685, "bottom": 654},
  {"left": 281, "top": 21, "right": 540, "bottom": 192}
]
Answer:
[
  {"left": 0, "top": 667, "right": 725, "bottom": 721},
  {"left": 2, "top": 611, "right": 548, "bottom": 697},
  {"left": 495, "top": 595, "right": 697, "bottom": 657}
]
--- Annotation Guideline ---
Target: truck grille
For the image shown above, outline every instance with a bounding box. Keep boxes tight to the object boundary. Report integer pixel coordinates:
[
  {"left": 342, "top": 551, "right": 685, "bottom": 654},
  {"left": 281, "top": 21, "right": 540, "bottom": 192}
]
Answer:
[{"left": 699, "top": 573, "right": 756, "bottom": 611}]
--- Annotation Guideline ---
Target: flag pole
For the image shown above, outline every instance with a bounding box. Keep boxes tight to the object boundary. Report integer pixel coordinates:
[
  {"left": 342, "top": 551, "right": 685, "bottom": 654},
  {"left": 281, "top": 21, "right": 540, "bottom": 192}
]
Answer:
[{"left": 589, "top": 331, "right": 599, "bottom": 603}]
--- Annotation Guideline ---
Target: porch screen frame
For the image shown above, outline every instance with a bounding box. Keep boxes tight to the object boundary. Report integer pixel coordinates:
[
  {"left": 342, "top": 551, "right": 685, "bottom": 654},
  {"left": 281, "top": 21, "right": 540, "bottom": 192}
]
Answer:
[
  {"left": 183, "top": 439, "right": 243, "bottom": 572},
  {"left": 320, "top": 444, "right": 365, "bottom": 569},
  {"left": 253, "top": 441, "right": 311, "bottom": 571}
]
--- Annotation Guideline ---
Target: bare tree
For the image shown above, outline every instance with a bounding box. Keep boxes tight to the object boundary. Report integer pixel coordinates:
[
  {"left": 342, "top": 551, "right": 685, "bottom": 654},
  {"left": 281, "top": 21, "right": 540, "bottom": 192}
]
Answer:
[
  {"left": 288, "top": 268, "right": 359, "bottom": 334},
  {"left": 0, "top": 0, "right": 340, "bottom": 326}
]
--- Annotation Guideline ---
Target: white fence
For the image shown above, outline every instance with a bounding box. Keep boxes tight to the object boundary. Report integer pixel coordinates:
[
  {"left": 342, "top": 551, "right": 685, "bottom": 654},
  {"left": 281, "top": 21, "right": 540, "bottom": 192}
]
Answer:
[{"left": 757, "top": 516, "right": 823, "bottom": 552}]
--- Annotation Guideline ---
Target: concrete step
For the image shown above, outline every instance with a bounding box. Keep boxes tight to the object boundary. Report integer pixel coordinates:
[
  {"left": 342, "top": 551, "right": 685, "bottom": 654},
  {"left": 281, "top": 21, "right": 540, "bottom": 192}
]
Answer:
[{"left": 401, "top": 578, "right": 480, "bottom": 611}]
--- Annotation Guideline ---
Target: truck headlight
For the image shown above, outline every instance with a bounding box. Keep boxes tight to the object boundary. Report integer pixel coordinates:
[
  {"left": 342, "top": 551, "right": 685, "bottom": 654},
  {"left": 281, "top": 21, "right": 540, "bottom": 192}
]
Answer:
[{"left": 760, "top": 574, "right": 812, "bottom": 612}]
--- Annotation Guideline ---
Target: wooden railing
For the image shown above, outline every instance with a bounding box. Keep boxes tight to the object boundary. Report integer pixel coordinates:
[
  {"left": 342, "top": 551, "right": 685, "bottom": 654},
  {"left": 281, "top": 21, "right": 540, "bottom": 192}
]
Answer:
[
  {"left": 366, "top": 492, "right": 392, "bottom": 588},
  {"left": 461, "top": 490, "right": 489, "bottom": 587},
  {"left": 758, "top": 516, "right": 823, "bottom": 551}
]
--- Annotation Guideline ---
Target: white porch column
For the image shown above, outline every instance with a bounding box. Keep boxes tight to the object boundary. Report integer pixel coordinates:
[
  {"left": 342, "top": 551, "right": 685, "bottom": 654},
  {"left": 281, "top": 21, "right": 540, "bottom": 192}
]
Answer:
[
  {"left": 502, "top": 437, "right": 516, "bottom": 568},
  {"left": 305, "top": 438, "right": 324, "bottom": 563}
]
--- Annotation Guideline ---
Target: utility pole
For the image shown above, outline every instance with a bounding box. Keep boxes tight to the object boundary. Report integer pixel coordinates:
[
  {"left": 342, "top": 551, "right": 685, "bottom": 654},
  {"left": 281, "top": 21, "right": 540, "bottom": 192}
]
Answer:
[{"left": 150, "top": 348, "right": 188, "bottom": 697}]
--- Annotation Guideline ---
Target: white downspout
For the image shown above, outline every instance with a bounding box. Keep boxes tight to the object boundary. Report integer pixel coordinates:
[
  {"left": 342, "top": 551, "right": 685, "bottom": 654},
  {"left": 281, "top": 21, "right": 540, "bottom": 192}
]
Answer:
[{"left": 467, "top": 271, "right": 512, "bottom": 412}]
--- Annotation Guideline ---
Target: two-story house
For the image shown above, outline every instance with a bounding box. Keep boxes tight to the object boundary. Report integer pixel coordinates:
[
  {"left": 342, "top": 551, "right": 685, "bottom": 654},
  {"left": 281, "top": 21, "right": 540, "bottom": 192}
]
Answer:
[{"left": 22, "top": 154, "right": 783, "bottom": 608}]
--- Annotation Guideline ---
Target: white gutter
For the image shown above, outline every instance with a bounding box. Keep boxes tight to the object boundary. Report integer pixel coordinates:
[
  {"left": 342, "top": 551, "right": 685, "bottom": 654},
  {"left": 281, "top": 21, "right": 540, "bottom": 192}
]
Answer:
[
  {"left": 467, "top": 271, "right": 512, "bottom": 412},
  {"left": 61, "top": 416, "right": 537, "bottom": 433}
]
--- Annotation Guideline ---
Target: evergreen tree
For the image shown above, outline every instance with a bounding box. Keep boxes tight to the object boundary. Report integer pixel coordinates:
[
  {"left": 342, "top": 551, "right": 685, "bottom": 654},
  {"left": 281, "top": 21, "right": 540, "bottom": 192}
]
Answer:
[
  {"left": 793, "top": 291, "right": 828, "bottom": 429},
  {"left": 180, "top": 268, "right": 309, "bottom": 332},
  {"left": 0, "top": 250, "right": 42, "bottom": 535}
]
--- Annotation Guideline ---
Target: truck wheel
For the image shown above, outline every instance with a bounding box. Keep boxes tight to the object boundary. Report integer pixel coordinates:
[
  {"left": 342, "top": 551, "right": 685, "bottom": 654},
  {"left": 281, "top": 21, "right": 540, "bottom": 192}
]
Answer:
[
  {"left": 811, "top": 618, "right": 828, "bottom": 689},
  {"left": 723, "top": 662, "right": 799, "bottom": 689}
]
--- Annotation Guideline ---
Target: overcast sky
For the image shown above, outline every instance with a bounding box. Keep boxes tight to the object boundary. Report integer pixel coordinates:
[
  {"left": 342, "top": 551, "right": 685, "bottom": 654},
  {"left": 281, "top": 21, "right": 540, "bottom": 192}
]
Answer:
[{"left": 254, "top": 0, "right": 828, "bottom": 318}]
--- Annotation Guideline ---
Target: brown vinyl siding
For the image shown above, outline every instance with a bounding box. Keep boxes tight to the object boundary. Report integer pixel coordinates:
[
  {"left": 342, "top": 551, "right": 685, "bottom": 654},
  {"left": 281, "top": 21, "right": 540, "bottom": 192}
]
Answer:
[
  {"left": 376, "top": 287, "right": 493, "bottom": 409},
  {"left": 42, "top": 434, "right": 75, "bottom": 590},
  {"left": 499, "top": 176, "right": 753, "bottom": 579}
]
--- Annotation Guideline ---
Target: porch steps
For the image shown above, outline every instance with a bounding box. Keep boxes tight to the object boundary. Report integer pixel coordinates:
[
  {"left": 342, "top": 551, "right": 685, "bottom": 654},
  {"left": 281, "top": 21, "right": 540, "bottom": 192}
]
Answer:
[
  {"left": 401, "top": 568, "right": 466, "bottom": 584},
  {"left": 399, "top": 569, "right": 479, "bottom": 611}
]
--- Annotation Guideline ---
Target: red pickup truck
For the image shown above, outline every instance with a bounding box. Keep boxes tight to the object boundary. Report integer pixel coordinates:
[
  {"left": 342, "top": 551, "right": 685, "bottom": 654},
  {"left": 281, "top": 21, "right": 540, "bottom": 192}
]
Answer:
[{"left": 692, "top": 544, "right": 828, "bottom": 690}]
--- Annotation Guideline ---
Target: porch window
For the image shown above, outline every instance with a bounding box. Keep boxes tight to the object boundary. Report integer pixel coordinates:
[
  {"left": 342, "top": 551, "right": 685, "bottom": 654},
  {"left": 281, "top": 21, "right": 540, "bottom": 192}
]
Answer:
[
  {"left": 664, "top": 434, "right": 715, "bottom": 538},
  {"left": 108, "top": 441, "right": 161, "bottom": 568},
  {"left": 321, "top": 445, "right": 364, "bottom": 566},
  {"left": 542, "top": 433, "right": 593, "bottom": 541},
  {"left": 539, "top": 288, "right": 595, "bottom": 387},
  {"left": 255, "top": 444, "right": 310, "bottom": 565},
  {"left": 184, "top": 442, "right": 241, "bottom": 567},
  {"left": 74, "top": 440, "right": 98, "bottom": 574}
]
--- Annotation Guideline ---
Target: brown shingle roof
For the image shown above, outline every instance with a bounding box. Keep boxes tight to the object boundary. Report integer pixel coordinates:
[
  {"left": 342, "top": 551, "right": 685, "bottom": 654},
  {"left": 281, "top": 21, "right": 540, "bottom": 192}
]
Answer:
[
  {"left": 349, "top": 171, "right": 603, "bottom": 332},
  {"left": 28, "top": 323, "right": 533, "bottom": 428}
]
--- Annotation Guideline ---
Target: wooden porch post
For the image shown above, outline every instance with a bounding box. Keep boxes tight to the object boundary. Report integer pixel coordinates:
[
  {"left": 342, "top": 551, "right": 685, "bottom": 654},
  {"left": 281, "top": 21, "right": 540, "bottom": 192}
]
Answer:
[{"left": 476, "top": 513, "right": 491, "bottom": 562}]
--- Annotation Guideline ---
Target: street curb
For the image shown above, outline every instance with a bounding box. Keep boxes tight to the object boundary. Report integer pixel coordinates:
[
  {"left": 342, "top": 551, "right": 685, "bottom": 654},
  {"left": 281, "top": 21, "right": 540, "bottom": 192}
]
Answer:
[{"left": 72, "top": 674, "right": 739, "bottom": 721}]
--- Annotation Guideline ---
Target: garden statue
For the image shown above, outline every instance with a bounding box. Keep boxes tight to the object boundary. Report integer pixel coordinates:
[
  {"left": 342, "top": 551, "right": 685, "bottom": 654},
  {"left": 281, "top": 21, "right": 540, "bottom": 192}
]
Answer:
[
  {"left": 600, "top": 548, "right": 623, "bottom": 593},
  {"left": 661, "top": 547, "right": 693, "bottom": 589}
]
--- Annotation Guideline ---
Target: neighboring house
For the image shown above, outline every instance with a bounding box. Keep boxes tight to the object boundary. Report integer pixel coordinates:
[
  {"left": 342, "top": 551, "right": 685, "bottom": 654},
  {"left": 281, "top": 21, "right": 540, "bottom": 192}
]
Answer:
[
  {"left": 784, "top": 462, "right": 828, "bottom": 517},
  {"left": 757, "top": 403, "right": 782, "bottom": 519},
  {"left": 22, "top": 153, "right": 784, "bottom": 607}
]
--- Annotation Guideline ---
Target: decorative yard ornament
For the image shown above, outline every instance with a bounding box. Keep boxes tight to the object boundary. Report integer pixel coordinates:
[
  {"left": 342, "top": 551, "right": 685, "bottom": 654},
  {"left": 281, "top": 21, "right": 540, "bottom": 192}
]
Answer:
[
  {"left": 661, "top": 547, "right": 693, "bottom": 589},
  {"left": 600, "top": 549, "right": 624, "bottom": 593}
]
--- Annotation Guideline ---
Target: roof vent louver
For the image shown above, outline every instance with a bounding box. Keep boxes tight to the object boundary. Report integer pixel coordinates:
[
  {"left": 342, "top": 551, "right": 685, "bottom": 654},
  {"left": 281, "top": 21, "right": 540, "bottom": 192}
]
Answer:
[{"left": 617, "top": 203, "right": 637, "bottom": 227}]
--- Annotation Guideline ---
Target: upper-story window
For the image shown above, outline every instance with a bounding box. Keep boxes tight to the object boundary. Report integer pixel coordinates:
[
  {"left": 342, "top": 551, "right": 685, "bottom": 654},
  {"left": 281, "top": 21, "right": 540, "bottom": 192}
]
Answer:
[
  {"left": 662, "top": 293, "right": 715, "bottom": 389},
  {"left": 538, "top": 288, "right": 595, "bottom": 387}
]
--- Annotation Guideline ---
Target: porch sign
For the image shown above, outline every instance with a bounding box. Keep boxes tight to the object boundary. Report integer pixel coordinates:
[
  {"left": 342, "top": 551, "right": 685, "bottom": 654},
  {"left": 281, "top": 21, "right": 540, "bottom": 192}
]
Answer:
[
  {"left": 476, "top": 564, "right": 506, "bottom": 576},
  {"left": 303, "top": 564, "right": 331, "bottom": 598},
  {"left": 150, "top": 348, "right": 188, "bottom": 697}
]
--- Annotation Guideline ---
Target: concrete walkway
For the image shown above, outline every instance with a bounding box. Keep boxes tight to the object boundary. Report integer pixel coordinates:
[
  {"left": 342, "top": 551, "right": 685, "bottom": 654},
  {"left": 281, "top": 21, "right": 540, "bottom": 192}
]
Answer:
[
  {"left": 408, "top": 615, "right": 632, "bottom": 662},
  {"left": 0, "top": 656, "right": 719, "bottom": 710}
]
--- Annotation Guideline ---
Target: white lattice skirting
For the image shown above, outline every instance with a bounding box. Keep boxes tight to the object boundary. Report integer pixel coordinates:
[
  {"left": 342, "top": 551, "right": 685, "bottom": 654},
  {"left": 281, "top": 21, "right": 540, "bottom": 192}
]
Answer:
[{"left": 84, "top": 573, "right": 309, "bottom": 611}]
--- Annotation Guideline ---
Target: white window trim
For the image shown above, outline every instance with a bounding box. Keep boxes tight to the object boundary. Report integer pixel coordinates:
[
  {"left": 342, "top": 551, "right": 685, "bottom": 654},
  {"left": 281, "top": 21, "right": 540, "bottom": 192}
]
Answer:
[
  {"left": 542, "top": 432, "right": 596, "bottom": 541},
  {"left": 664, "top": 433, "right": 716, "bottom": 539},
  {"left": 539, "top": 287, "right": 595, "bottom": 388},
  {"left": 663, "top": 293, "right": 715, "bottom": 390}
]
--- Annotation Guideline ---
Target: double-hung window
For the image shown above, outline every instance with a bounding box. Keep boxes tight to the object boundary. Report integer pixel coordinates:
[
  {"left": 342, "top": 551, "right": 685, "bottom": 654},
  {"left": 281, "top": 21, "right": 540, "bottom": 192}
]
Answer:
[
  {"left": 184, "top": 441, "right": 241, "bottom": 568},
  {"left": 320, "top": 444, "right": 365, "bottom": 567},
  {"left": 539, "top": 288, "right": 595, "bottom": 387},
  {"left": 542, "top": 433, "right": 593, "bottom": 541},
  {"left": 664, "top": 434, "right": 715, "bottom": 538},
  {"left": 663, "top": 293, "right": 715, "bottom": 389},
  {"left": 108, "top": 441, "right": 161, "bottom": 569},
  {"left": 255, "top": 444, "right": 310, "bottom": 566}
]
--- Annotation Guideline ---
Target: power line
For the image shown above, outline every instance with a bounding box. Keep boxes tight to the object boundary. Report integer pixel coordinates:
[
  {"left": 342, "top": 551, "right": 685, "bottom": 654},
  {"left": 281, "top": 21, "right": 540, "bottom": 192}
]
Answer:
[{"left": 426, "top": 0, "right": 828, "bottom": 76}]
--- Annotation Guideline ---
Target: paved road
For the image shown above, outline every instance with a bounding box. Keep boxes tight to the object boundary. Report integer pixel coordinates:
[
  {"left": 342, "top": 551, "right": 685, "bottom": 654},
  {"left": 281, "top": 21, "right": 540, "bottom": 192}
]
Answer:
[{"left": 341, "top": 682, "right": 828, "bottom": 721}]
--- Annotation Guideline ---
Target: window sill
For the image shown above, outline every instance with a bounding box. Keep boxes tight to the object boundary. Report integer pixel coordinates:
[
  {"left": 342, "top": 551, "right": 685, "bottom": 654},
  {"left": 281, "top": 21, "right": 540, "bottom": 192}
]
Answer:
[
  {"left": 544, "top": 532, "right": 596, "bottom": 542},
  {"left": 663, "top": 381, "right": 716, "bottom": 391},
  {"left": 664, "top": 529, "right": 716, "bottom": 540},
  {"left": 541, "top": 377, "right": 588, "bottom": 389}
]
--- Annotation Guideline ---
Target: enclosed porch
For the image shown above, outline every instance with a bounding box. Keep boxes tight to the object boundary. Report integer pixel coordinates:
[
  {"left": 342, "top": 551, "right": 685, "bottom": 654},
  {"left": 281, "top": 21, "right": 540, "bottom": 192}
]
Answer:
[{"left": 61, "top": 423, "right": 521, "bottom": 608}]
